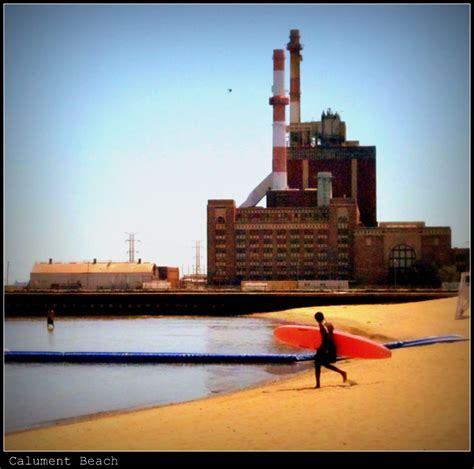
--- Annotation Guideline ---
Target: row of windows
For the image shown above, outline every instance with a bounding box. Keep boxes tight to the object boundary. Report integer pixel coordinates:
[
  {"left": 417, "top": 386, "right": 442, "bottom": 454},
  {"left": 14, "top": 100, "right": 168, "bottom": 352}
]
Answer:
[
  {"left": 234, "top": 237, "right": 330, "bottom": 243},
  {"left": 236, "top": 211, "right": 330, "bottom": 223},
  {"left": 236, "top": 229, "right": 329, "bottom": 236},
  {"left": 235, "top": 242, "right": 330, "bottom": 250},
  {"left": 233, "top": 247, "right": 347, "bottom": 254},
  {"left": 235, "top": 261, "right": 332, "bottom": 268},
  {"left": 236, "top": 237, "right": 329, "bottom": 243},
  {"left": 231, "top": 248, "right": 352, "bottom": 258},
  {"left": 233, "top": 253, "right": 350, "bottom": 261},
  {"left": 236, "top": 243, "right": 342, "bottom": 251},
  {"left": 236, "top": 265, "right": 333, "bottom": 272},
  {"left": 216, "top": 243, "right": 417, "bottom": 271}
]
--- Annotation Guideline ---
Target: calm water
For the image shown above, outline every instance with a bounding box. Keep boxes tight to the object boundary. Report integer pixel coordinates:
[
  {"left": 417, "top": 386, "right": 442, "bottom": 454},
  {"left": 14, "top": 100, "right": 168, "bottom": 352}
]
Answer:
[{"left": 5, "top": 316, "right": 310, "bottom": 432}]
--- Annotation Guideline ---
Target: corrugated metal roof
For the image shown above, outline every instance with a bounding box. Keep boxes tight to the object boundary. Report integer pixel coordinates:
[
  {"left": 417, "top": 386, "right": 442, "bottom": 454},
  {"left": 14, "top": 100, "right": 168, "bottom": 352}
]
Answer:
[{"left": 31, "top": 262, "right": 156, "bottom": 275}]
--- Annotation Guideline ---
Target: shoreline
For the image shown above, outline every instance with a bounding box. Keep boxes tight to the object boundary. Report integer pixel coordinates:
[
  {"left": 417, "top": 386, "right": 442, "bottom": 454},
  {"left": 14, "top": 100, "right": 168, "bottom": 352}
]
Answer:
[{"left": 5, "top": 297, "right": 470, "bottom": 451}]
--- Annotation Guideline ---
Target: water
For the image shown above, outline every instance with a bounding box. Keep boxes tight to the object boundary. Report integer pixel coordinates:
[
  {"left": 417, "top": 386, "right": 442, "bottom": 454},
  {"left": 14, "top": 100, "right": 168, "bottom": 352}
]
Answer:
[{"left": 5, "top": 316, "right": 310, "bottom": 432}]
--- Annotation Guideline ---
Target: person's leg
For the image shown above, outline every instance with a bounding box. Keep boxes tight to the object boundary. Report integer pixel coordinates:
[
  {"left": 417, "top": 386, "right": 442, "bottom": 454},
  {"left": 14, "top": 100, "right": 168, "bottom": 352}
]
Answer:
[
  {"left": 325, "top": 364, "right": 347, "bottom": 382},
  {"left": 315, "top": 361, "right": 321, "bottom": 388}
]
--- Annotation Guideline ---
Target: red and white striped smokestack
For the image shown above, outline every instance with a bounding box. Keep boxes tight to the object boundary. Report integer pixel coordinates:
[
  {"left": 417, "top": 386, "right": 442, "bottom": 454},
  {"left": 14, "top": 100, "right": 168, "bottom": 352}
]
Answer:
[
  {"left": 269, "top": 49, "right": 289, "bottom": 191},
  {"left": 287, "top": 29, "right": 303, "bottom": 124}
]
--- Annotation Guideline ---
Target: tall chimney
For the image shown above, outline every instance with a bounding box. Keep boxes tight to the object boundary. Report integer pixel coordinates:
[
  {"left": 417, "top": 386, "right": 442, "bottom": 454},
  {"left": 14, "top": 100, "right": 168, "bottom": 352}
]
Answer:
[
  {"left": 269, "top": 49, "right": 289, "bottom": 191},
  {"left": 287, "top": 29, "right": 303, "bottom": 124}
]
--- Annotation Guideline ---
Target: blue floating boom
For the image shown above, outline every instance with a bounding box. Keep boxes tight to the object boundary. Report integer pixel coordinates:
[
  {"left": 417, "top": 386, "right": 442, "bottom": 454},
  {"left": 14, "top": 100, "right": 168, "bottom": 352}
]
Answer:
[
  {"left": 4, "top": 335, "right": 467, "bottom": 364},
  {"left": 383, "top": 334, "right": 467, "bottom": 350},
  {"left": 4, "top": 350, "right": 316, "bottom": 364}
]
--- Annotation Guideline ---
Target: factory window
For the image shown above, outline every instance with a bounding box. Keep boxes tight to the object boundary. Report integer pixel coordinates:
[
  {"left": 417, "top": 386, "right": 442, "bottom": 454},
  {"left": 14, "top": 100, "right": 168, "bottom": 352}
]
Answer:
[
  {"left": 389, "top": 244, "right": 416, "bottom": 272},
  {"left": 338, "top": 217, "right": 348, "bottom": 229}
]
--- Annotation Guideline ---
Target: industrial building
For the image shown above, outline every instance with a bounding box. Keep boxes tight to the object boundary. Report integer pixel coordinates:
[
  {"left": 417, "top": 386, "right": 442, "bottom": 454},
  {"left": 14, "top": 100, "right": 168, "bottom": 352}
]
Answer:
[
  {"left": 207, "top": 30, "right": 458, "bottom": 287},
  {"left": 29, "top": 259, "right": 179, "bottom": 290}
]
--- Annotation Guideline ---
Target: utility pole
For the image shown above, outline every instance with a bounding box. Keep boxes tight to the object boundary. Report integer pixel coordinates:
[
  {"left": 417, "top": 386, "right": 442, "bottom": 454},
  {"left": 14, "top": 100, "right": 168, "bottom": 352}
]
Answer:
[
  {"left": 6, "top": 261, "right": 10, "bottom": 287},
  {"left": 125, "top": 233, "right": 140, "bottom": 262},
  {"left": 393, "top": 259, "right": 398, "bottom": 289},
  {"left": 193, "top": 241, "right": 202, "bottom": 276}
]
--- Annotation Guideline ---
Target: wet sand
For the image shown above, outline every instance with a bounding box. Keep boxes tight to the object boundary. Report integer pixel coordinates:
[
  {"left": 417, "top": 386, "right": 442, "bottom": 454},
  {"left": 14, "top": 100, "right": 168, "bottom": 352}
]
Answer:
[{"left": 5, "top": 297, "right": 470, "bottom": 451}]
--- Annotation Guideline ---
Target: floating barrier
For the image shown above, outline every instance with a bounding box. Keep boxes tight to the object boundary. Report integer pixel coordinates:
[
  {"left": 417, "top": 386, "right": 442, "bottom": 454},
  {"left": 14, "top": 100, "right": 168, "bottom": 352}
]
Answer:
[
  {"left": 383, "top": 334, "right": 467, "bottom": 350},
  {"left": 4, "top": 335, "right": 467, "bottom": 364},
  {"left": 4, "top": 351, "right": 315, "bottom": 364}
]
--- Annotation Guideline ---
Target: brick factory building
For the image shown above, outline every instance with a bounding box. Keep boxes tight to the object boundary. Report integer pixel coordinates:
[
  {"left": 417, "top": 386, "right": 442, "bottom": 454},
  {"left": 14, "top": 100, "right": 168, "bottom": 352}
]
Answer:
[{"left": 207, "top": 30, "right": 461, "bottom": 287}]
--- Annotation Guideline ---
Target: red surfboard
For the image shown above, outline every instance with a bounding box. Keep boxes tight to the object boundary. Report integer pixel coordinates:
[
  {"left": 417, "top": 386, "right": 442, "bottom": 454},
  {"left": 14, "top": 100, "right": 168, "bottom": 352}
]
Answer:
[{"left": 274, "top": 325, "right": 391, "bottom": 359}]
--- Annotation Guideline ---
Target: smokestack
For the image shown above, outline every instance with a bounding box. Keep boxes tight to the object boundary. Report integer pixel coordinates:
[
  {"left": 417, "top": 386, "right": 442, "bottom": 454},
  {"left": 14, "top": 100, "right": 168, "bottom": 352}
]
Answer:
[
  {"left": 269, "top": 49, "right": 289, "bottom": 191},
  {"left": 287, "top": 29, "right": 303, "bottom": 124}
]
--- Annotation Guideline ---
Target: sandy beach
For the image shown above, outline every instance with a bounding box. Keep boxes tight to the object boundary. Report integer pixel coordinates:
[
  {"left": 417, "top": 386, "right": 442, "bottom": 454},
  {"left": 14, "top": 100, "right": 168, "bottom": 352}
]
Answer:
[{"left": 4, "top": 296, "right": 470, "bottom": 451}]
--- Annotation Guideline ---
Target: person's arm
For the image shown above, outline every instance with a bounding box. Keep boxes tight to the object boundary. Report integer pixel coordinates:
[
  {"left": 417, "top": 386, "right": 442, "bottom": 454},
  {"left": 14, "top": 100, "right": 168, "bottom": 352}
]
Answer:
[
  {"left": 319, "top": 322, "right": 328, "bottom": 341},
  {"left": 326, "top": 322, "right": 334, "bottom": 341}
]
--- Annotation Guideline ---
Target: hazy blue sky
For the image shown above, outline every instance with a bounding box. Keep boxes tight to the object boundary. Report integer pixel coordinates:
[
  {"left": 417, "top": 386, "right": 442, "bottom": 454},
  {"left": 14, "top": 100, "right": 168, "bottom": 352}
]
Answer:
[{"left": 4, "top": 4, "right": 470, "bottom": 283}]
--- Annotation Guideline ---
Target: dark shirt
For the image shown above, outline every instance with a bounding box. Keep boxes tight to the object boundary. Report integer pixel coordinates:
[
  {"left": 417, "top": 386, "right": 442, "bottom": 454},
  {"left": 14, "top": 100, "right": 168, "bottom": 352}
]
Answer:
[{"left": 316, "top": 322, "right": 337, "bottom": 363}]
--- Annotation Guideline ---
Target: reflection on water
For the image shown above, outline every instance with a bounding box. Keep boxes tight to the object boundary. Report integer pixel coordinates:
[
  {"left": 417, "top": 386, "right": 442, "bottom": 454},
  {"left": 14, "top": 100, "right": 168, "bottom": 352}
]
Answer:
[{"left": 5, "top": 316, "right": 310, "bottom": 432}]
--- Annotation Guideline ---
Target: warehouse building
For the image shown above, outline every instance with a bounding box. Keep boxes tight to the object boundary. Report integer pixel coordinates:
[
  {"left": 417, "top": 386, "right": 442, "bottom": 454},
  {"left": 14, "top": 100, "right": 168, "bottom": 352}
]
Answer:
[{"left": 29, "top": 259, "right": 178, "bottom": 290}]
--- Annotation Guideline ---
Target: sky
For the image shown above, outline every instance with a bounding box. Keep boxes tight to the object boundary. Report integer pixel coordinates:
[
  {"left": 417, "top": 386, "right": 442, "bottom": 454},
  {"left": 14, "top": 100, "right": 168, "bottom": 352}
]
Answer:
[{"left": 4, "top": 4, "right": 470, "bottom": 283}]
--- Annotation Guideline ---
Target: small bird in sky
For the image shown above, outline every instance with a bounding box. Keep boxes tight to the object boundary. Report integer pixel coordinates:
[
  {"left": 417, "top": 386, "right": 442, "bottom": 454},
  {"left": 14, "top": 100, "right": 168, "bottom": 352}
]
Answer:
[{"left": 228, "top": 88, "right": 232, "bottom": 93}]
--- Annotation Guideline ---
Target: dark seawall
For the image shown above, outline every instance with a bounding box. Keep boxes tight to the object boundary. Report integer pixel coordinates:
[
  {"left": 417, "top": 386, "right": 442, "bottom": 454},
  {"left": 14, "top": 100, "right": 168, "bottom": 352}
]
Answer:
[{"left": 4, "top": 291, "right": 456, "bottom": 316}]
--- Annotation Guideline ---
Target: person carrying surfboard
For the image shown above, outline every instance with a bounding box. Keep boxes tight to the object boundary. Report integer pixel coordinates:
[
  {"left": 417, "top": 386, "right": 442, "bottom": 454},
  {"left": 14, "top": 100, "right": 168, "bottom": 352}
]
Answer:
[{"left": 314, "top": 312, "right": 347, "bottom": 388}]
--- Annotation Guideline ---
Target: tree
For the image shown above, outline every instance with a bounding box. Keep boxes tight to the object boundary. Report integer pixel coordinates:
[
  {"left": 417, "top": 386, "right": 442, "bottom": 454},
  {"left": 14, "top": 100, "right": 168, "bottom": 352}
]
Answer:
[{"left": 437, "top": 265, "right": 460, "bottom": 284}]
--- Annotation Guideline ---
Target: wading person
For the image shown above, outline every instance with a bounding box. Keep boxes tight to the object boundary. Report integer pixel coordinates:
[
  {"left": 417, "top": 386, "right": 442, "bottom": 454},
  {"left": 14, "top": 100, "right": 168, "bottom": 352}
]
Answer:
[
  {"left": 47, "top": 308, "right": 55, "bottom": 331},
  {"left": 314, "top": 311, "right": 347, "bottom": 388}
]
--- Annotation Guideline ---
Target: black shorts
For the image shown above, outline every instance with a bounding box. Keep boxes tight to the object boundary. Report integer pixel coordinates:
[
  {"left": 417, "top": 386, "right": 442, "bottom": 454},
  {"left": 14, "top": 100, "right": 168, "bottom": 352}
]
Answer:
[{"left": 315, "top": 348, "right": 336, "bottom": 365}]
